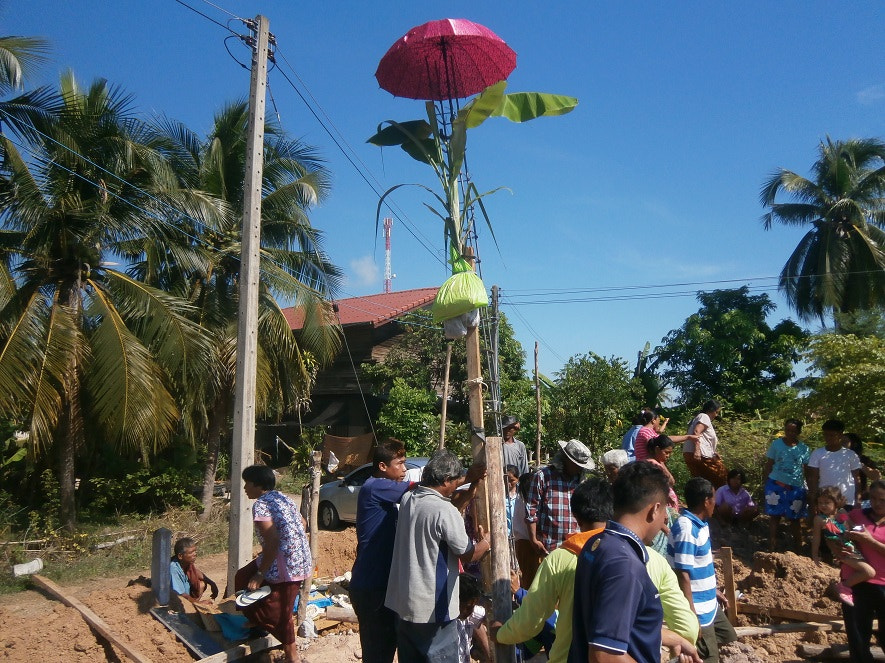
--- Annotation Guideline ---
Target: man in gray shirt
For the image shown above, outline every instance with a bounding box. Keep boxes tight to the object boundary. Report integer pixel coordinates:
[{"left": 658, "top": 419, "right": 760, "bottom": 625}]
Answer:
[
  {"left": 385, "top": 449, "right": 490, "bottom": 663},
  {"left": 501, "top": 415, "right": 529, "bottom": 476}
]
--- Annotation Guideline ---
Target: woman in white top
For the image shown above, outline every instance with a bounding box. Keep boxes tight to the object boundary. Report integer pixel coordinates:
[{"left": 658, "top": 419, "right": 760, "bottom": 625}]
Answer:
[{"left": 683, "top": 399, "right": 728, "bottom": 488}]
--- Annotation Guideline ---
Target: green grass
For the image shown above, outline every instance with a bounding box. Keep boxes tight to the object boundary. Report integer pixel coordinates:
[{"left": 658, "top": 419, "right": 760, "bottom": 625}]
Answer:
[{"left": 0, "top": 503, "right": 232, "bottom": 595}]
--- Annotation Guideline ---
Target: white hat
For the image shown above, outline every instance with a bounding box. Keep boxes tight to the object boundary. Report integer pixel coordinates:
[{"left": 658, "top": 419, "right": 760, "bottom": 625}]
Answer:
[{"left": 557, "top": 439, "right": 595, "bottom": 470}]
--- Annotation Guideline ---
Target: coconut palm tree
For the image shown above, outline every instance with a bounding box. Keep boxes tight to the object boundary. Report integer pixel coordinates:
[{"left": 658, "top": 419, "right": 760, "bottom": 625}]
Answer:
[
  {"left": 0, "top": 35, "right": 57, "bottom": 137},
  {"left": 0, "top": 72, "right": 216, "bottom": 529},
  {"left": 145, "top": 101, "right": 342, "bottom": 517},
  {"left": 761, "top": 137, "right": 885, "bottom": 321}
]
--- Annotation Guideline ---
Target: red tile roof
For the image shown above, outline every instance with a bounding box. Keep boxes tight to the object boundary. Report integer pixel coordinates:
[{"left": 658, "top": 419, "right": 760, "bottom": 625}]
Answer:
[{"left": 283, "top": 287, "right": 439, "bottom": 329}]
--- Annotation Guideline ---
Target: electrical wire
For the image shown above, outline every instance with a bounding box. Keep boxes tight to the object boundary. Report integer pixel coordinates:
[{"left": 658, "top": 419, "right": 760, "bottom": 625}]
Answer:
[
  {"left": 171, "top": 0, "right": 243, "bottom": 36},
  {"left": 271, "top": 47, "right": 446, "bottom": 269}
]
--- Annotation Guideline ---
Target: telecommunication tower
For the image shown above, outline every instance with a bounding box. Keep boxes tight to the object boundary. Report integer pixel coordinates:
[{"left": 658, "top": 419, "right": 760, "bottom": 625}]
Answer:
[{"left": 383, "top": 217, "right": 393, "bottom": 293}]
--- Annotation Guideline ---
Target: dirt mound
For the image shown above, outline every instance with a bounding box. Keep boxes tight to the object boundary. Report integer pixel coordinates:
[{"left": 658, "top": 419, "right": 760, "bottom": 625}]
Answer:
[
  {"left": 737, "top": 550, "right": 841, "bottom": 614},
  {"left": 0, "top": 528, "right": 360, "bottom": 662}
]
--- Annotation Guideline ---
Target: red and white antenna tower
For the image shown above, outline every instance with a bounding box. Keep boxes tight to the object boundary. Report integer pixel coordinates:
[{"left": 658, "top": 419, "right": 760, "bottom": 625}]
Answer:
[{"left": 383, "top": 217, "right": 393, "bottom": 293}]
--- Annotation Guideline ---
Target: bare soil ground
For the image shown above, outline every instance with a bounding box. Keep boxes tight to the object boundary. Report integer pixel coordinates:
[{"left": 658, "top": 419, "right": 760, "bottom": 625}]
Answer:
[{"left": 0, "top": 517, "right": 854, "bottom": 662}]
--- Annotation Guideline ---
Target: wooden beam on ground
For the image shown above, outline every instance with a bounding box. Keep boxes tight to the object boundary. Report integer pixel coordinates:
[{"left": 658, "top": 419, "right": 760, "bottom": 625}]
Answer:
[
  {"left": 735, "top": 621, "right": 841, "bottom": 638},
  {"left": 31, "top": 574, "right": 153, "bottom": 663},
  {"left": 325, "top": 605, "right": 357, "bottom": 622},
  {"left": 798, "top": 644, "right": 885, "bottom": 660},
  {"left": 719, "top": 546, "right": 738, "bottom": 624},
  {"left": 737, "top": 602, "right": 841, "bottom": 622},
  {"left": 195, "top": 635, "right": 281, "bottom": 663}
]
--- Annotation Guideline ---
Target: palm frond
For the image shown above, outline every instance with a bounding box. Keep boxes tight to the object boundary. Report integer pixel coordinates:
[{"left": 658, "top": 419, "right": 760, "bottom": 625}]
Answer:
[{"left": 85, "top": 282, "right": 180, "bottom": 453}]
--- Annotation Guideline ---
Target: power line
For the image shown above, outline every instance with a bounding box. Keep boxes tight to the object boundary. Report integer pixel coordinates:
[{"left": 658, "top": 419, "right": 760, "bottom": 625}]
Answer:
[
  {"left": 271, "top": 47, "right": 447, "bottom": 270},
  {"left": 195, "top": 0, "right": 244, "bottom": 21},
  {"left": 171, "top": 0, "right": 243, "bottom": 36},
  {"left": 500, "top": 284, "right": 780, "bottom": 306}
]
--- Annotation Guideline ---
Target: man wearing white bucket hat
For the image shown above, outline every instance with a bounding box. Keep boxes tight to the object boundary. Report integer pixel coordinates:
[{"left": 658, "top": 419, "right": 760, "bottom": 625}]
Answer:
[{"left": 526, "top": 439, "right": 595, "bottom": 556}]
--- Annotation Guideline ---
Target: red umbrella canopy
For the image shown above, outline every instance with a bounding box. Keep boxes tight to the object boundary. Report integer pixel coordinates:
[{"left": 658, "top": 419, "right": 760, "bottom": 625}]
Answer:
[{"left": 375, "top": 18, "right": 517, "bottom": 101}]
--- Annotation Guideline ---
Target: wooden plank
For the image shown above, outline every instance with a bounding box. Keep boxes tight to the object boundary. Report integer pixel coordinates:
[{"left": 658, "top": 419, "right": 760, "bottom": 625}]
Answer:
[
  {"left": 798, "top": 643, "right": 885, "bottom": 660},
  {"left": 325, "top": 604, "right": 357, "bottom": 622},
  {"left": 737, "top": 602, "right": 841, "bottom": 622},
  {"left": 196, "top": 635, "right": 281, "bottom": 663},
  {"left": 719, "top": 546, "right": 738, "bottom": 624},
  {"left": 735, "top": 621, "right": 840, "bottom": 637},
  {"left": 31, "top": 574, "right": 153, "bottom": 663}
]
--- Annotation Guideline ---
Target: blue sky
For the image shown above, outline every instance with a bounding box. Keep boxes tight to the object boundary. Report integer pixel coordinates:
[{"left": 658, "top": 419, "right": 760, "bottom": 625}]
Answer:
[{"left": 6, "top": 1, "right": 884, "bottom": 377}]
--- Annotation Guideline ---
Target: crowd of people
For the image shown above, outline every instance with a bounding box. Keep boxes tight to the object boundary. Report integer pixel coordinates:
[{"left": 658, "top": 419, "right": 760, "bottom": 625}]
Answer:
[{"left": 168, "top": 407, "right": 885, "bottom": 663}]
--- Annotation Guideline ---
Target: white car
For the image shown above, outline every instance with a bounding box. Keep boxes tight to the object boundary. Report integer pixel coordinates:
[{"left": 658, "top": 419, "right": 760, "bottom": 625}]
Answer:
[{"left": 318, "top": 457, "right": 428, "bottom": 529}]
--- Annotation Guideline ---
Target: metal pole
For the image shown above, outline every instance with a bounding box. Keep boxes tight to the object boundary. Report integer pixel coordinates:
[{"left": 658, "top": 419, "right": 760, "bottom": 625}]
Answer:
[{"left": 227, "top": 14, "right": 269, "bottom": 596}]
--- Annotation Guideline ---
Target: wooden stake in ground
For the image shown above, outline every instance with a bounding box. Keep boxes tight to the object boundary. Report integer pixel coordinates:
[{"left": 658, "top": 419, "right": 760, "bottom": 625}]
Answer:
[
  {"left": 297, "top": 450, "right": 322, "bottom": 627},
  {"left": 719, "top": 546, "right": 738, "bottom": 624},
  {"left": 31, "top": 574, "right": 152, "bottom": 663}
]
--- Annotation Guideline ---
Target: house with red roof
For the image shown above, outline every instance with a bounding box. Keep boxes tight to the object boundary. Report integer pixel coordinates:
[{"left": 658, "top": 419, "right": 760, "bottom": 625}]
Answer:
[{"left": 274, "top": 287, "right": 439, "bottom": 438}]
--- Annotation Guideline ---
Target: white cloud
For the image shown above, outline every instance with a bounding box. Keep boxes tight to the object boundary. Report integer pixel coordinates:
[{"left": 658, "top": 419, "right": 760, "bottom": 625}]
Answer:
[
  {"left": 857, "top": 84, "right": 885, "bottom": 105},
  {"left": 349, "top": 256, "right": 379, "bottom": 287}
]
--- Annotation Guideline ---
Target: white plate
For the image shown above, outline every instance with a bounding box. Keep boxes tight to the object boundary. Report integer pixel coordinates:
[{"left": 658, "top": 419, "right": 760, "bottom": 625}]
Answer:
[{"left": 236, "top": 585, "right": 271, "bottom": 607}]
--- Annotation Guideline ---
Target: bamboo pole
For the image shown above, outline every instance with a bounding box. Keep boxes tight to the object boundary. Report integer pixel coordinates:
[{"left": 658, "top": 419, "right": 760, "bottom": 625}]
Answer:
[
  {"left": 439, "top": 342, "right": 452, "bottom": 449},
  {"left": 534, "top": 342, "right": 541, "bottom": 467}
]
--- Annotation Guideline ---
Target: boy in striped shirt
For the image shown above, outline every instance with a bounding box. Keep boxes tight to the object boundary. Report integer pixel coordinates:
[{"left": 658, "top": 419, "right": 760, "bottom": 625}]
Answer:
[{"left": 669, "top": 477, "right": 737, "bottom": 663}]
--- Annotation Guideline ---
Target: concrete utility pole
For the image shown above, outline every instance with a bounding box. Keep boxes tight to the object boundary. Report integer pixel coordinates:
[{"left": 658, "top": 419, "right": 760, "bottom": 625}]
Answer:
[{"left": 227, "top": 14, "right": 269, "bottom": 596}]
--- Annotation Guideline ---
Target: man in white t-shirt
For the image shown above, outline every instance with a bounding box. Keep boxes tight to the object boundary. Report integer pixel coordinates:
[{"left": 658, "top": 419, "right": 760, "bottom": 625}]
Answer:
[{"left": 807, "top": 419, "right": 862, "bottom": 508}]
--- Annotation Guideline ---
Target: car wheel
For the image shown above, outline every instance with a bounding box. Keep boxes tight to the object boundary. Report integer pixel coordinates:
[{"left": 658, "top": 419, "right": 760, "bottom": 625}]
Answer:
[{"left": 318, "top": 501, "right": 340, "bottom": 529}]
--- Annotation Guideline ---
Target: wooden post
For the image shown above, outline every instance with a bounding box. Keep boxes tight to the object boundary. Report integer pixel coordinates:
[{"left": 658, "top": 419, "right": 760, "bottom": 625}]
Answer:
[
  {"left": 484, "top": 436, "right": 515, "bottom": 663},
  {"left": 534, "top": 341, "right": 541, "bottom": 467},
  {"left": 297, "top": 450, "right": 322, "bottom": 626},
  {"left": 720, "top": 546, "right": 738, "bottom": 624},
  {"left": 462, "top": 247, "right": 513, "bottom": 663},
  {"left": 228, "top": 14, "right": 269, "bottom": 597},
  {"left": 152, "top": 527, "right": 172, "bottom": 606},
  {"left": 439, "top": 342, "right": 452, "bottom": 449}
]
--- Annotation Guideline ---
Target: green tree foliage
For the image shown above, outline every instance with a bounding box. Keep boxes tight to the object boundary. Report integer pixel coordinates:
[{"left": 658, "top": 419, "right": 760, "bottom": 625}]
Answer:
[
  {"left": 0, "top": 73, "right": 214, "bottom": 529},
  {"left": 147, "top": 101, "right": 342, "bottom": 517},
  {"left": 362, "top": 309, "right": 530, "bottom": 434},
  {"left": 0, "top": 35, "right": 57, "bottom": 138},
  {"left": 761, "top": 137, "right": 885, "bottom": 321},
  {"left": 547, "top": 353, "right": 640, "bottom": 457},
  {"left": 654, "top": 287, "right": 807, "bottom": 414},
  {"left": 375, "top": 378, "right": 438, "bottom": 456},
  {"left": 801, "top": 333, "right": 885, "bottom": 443}
]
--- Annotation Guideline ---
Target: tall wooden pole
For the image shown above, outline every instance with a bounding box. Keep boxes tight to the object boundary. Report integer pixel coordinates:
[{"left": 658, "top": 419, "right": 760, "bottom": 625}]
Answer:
[
  {"left": 534, "top": 341, "right": 542, "bottom": 466},
  {"left": 227, "top": 14, "right": 269, "bottom": 596},
  {"left": 463, "top": 253, "right": 513, "bottom": 662},
  {"left": 298, "top": 451, "right": 322, "bottom": 626},
  {"left": 439, "top": 342, "right": 452, "bottom": 449}
]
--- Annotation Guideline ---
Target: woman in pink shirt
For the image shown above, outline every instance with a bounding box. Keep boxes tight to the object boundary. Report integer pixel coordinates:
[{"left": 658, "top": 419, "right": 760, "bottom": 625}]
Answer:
[{"left": 634, "top": 411, "right": 698, "bottom": 463}]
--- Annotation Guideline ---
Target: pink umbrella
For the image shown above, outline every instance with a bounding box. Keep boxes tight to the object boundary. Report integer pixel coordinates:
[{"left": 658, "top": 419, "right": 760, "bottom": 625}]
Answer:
[{"left": 375, "top": 18, "right": 517, "bottom": 101}]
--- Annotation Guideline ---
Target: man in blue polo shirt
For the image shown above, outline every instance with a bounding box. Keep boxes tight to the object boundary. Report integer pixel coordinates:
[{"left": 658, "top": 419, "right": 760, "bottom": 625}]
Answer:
[
  {"left": 569, "top": 461, "right": 701, "bottom": 663},
  {"left": 350, "top": 439, "right": 412, "bottom": 663},
  {"left": 669, "top": 477, "right": 737, "bottom": 663}
]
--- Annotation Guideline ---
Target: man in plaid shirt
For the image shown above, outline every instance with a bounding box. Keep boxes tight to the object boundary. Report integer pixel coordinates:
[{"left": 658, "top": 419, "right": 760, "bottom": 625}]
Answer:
[{"left": 526, "top": 439, "right": 595, "bottom": 554}]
